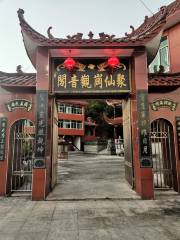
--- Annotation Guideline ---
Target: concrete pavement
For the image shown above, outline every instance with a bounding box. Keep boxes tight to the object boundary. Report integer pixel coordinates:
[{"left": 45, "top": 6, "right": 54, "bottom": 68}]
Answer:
[
  {"left": 0, "top": 197, "right": 180, "bottom": 240},
  {"left": 0, "top": 152, "right": 180, "bottom": 239},
  {"left": 47, "top": 152, "right": 139, "bottom": 200}
]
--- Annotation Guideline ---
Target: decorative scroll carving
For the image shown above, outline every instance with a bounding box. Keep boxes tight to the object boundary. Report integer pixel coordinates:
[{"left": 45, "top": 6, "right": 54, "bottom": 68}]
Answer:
[
  {"left": 99, "top": 32, "right": 115, "bottom": 40},
  {"left": 97, "top": 62, "right": 126, "bottom": 72},
  {"left": 16, "top": 65, "right": 23, "bottom": 73},
  {"left": 130, "top": 25, "right": 135, "bottom": 33},
  {"left": 159, "top": 6, "right": 168, "bottom": 20},
  {"left": 144, "top": 16, "right": 149, "bottom": 23},
  {"left": 88, "top": 64, "right": 95, "bottom": 70},
  {"left": 88, "top": 31, "right": 94, "bottom": 39},
  {"left": 17, "top": 9, "right": 25, "bottom": 24},
  {"left": 17, "top": 8, "right": 25, "bottom": 16},
  {"left": 47, "top": 26, "right": 54, "bottom": 39},
  {"left": 97, "top": 61, "right": 108, "bottom": 71},
  {"left": 66, "top": 33, "right": 83, "bottom": 40},
  {"left": 57, "top": 60, "right": 126, "bottom": 72},
  {"left": 75, "top": 62, "right": 86, "bottom": 71},
  {"left": 125, "top": 25, "right": 135, "bottom": 37},
  {"left": 160, "top": 6, "right": 167, "bottom": 14}
]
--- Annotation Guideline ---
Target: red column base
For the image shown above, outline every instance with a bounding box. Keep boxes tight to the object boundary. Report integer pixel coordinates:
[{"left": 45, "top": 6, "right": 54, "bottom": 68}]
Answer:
[
  {"left": 135, "top": 168, "right": 154, "bottom": 200},
  {"left": 32, "top": 169, "right": 46, "bottom": 200},
  {"left": 0, "top": 162, "right": 7, "bottom": 196}
]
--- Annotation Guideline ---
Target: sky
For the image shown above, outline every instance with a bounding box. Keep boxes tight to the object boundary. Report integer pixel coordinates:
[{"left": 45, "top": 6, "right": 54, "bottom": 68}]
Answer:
[{"left": 0, "top": 0, "right": 174, "bottom": 73}]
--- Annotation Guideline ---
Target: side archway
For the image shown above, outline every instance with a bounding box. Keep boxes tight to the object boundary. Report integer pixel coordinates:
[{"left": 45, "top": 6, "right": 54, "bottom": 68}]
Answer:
[
  {"left": 7, "top": 119, "right": 35, "bottom": 194},
  {"left": 151, "top": 118, "right": 178, "bottom": 191}
]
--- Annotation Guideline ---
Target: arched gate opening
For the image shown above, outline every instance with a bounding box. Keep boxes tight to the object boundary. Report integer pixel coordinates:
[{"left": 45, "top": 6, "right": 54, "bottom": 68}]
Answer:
[
  {"left": 8, "top": 119, "right": 35, "bottom": 193},
  {"left": 151, "top": 119, "right": 178, "bottom": 191}
]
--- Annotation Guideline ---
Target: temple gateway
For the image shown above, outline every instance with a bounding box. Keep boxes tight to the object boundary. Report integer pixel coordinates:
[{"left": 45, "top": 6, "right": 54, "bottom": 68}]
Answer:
[{"left": 0, "top": 1, "right": 180, "bottom": 200}]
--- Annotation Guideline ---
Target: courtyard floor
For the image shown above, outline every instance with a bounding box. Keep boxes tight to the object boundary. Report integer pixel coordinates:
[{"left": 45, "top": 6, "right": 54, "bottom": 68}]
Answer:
[
  {"left": 0, "top": 152, "right": 179, "bottom": 240},
  {"left": 47, "top": 152, "right": 138, "bottom": 200}
]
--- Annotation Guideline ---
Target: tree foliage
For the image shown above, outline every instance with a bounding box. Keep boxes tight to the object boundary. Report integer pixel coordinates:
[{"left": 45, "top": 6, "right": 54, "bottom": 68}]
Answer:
[{"left": 85, "top": 100, "right": 114, "bottom": 138}]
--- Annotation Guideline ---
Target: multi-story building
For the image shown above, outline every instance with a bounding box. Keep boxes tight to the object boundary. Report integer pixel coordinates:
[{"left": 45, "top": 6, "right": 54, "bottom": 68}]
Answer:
[
  {"left": 149, "top": 4, "right": 180, "bottom": 74},
  {"left": 57, "top": 100, "right": 88, "bottom": 150}
]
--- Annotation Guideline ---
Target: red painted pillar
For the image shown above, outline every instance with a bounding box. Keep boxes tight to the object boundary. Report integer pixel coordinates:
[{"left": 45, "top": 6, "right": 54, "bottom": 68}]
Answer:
[
  {"left": 32, "top": 47, "right": 52, "bottom": 200},
  {"left": 0, "top": 162, "right": 7, "bottom": 196},
  {"left": 132, "top": 50, "right": 154, "bottom": 199}
]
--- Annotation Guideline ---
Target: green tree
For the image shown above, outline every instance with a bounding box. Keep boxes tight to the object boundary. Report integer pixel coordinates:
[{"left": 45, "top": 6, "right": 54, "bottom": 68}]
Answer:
[{"left": 85, "top": 100, "right": 114, "bottom": 138}]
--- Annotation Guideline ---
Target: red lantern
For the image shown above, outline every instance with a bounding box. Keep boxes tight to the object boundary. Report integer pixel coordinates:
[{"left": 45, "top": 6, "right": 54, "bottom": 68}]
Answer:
[
  {"left": 64, "top": 57, "right": 76, "bottom": 70},
  {"left": 108, "top": 57, "right": 120, "bottom": 68}
]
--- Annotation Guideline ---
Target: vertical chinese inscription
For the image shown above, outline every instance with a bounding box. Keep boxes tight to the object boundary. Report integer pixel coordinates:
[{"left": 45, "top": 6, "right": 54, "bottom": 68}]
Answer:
[
  {"left": 0, "top": 117, "right": 7, "bottom": 161},
  {"left": 34, "top": 91, "right": 48, "bottom": 168},
  {"left": 176, "top": 117, "right": 180, "bottom": 160},
  {"left": 137, "top": 90, "right": 152, "bottom": 168}
]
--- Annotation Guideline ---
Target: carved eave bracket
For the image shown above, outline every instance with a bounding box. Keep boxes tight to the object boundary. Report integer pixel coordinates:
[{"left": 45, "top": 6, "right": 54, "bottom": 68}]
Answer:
[
  {"left": 17, "top": 8, "right": 25, "bottom": 21},
  {"left": 47, "top": 26, "right": 54, "bottom": 39},
  {"left": 66, "top": 33, "right": 83, "bottom": 40},
  {"left": 99, "top": 32, "right": 116, "bottom": 41},
  {"left": 125, "top": 25, "right": 135, "bottom": 37},
  {"left": 16, "top": 65, "right": 23, "bottom": 74},
  {"left": 88, "top": 31, "right": 94, "bottom": 39}
]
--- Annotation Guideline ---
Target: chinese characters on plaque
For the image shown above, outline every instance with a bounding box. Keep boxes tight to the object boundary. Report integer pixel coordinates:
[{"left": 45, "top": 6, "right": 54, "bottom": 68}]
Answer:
[
  {"left": 34, "top": 91, "right": 48, "bottom": 168},
  {"left": 6, "top": 99, "right": 32, "bottom": 112},
  {"left": 53, "top": 61, "right": 130, "bottom": 94},
  {"left": 137, "top": 90, "right": 152, "bottom": 168},
  {"left": 150, "top": 99, "right": 178, "bottom": 111},
  {"left": 0, "top": 118, "right": 7, "bottom": 161},
  {"left": 176, "top": 117, "right": 180, "bottom": 160}
]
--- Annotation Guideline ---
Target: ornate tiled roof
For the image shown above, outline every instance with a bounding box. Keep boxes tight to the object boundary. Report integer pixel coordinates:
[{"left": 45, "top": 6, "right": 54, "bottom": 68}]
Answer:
[
  {"left": 17, "top": 1, "right": 180, "bottom": 68},
  {"left": 0, "top": 71, "right": 36, "bottom": 87},
  {"left": 127, "top": 1, "right": 180, "bottom": 39},
  {"left": 103, "top": 113, "right": 123, "bottom": 126},
  {"left": 148, "top": 72, "right": 180, "bottom": 87},
  {"left": 106, "top": 100, "right": 122, "bottom": 106},
  {"left": 17, "top": 3, "right": 169, "bottom": 47},
  {"left": 17, "top": 1, "right": 180, "bottom": 47}
]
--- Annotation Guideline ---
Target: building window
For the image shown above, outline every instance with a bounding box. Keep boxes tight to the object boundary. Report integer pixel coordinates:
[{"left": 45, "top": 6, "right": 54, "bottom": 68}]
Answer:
[
  {"left": 58, "top": 120, "right": 63, "bottom": 128},
  {"left": 149, "top": 37, "right": 170, "bottom": 73},
  {"left": 57, "top": 104, "right": 83, "bottom": 114},
  {"left": 72, "top": 106, "right": 82, "bottom": 114},
  {"left": 58, "top": 104, "right": 65, "bottom": 113},
  {"left": 66, "top": 105, "right": 71, "bottom": 114},
  {"left": 58, "top": 120, "right": 83, "bottom": 129},
  {"left": 64, "top": 120, "right": 71, "bottom": 128},
  {"left": 71, "top": 120, "right": 76, "bottom": 129},
  {"left": 77, "top": 121, "right": 82, "bottom": 129}
]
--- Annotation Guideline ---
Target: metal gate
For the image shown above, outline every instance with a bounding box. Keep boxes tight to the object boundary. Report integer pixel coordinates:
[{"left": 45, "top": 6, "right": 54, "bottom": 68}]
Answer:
[
  {"left": 10, "top": 119, "right": 35, "bottom": 192},
  {"left": 151, "top": 119, "right": 177, "bottom": 190}
]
